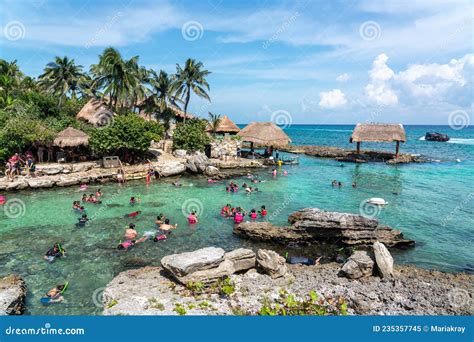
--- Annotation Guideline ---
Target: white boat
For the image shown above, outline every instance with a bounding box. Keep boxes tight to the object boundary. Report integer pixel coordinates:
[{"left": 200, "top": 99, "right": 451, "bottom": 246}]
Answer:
[{"left": 367, "top": 198, "right": 388, "bottom": 205}]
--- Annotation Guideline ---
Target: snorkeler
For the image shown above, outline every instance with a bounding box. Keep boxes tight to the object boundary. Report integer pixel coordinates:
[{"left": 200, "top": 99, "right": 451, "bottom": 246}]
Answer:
[
  {"left": 76, "top": 214, "right": 89, "bottom": 226},
  {"left": 43, "top": 284, "right": 67, "bottom": 303},
  {"left": 117, "top": 236, "right": 148, "bottom": 250},
  {"left": 44, "top": 243, "right": 66, "bottom": 262},
  {"left": 124, "top": 211, "right": 142, "bottom": 218}
]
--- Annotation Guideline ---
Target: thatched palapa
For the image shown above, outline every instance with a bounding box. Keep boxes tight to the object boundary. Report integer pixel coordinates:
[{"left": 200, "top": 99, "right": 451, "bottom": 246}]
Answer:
[
  {"left": 238, "top": 122, "right": 291, "bottom": 147},
  {"left": 76, "top": 99, "right": 116, "bottom": 126},
  {"left": 53, "top": 127, "right": 89, "bottom": 148},
  {"left": 350, "top": 123, "right": 406, "bottom": 157},
  {"left": 207, "top": 115, "right": 240, "bottom": 134}
]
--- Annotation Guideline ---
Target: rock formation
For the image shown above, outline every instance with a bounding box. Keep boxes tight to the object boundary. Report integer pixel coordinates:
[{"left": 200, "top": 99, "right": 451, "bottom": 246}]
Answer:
[
  {"left": 339, "top": 251, "right": 374, "bottom": 279},
  {"left": 0, "top": 275, "right": 27, "bottom": 315}
]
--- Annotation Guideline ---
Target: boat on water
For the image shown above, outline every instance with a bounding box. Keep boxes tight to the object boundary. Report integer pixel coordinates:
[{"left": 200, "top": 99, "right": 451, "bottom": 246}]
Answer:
[{"left": 425, "top": 132, "right": 450, "bottom": 142}]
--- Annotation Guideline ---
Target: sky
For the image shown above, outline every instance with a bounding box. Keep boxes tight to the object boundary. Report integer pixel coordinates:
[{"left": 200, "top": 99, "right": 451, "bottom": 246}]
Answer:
[{"left": 0, "top": 0, "right": 473, "bottom": 125}]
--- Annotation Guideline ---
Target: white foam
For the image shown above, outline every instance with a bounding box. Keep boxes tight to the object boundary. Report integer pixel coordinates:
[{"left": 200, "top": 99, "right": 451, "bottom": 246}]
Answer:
[
  {"left": 418, "top": 136, "right": 426, "bottom": 141},
  {"left": 447, "top": 138, "right": 474, "bottom": 145}
]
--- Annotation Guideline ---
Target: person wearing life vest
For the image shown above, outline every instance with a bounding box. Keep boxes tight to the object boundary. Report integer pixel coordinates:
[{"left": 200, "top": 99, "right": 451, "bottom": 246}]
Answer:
[
  {"left": 250, "top": 209, "right": 258, "bottom": 220},
  {"left": 259, "top": 205, "right": 268, "bottom": 217},
  {"left": 233, "top": 208, "right": 245, "bottom": 224},
  {"left": 188, "top": 211, "right": 198, "bottom": 224},
  {"left": 117, "top": 236, "right": 148, "bottom": 250}
]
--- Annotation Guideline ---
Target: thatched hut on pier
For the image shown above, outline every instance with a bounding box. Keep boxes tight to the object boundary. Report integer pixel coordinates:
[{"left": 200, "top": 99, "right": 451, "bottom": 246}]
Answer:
[
  {"left": 350, "top": 123, "right": 406, "bottom": 157},
  {"left": 206, "top": 115, "right": 240, "bottom": 135}
]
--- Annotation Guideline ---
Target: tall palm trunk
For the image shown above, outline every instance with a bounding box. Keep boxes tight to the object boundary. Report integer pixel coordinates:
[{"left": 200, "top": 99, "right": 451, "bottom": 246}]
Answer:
[{"left": 183, "top": 86, "right": 191, "bottom": 124}]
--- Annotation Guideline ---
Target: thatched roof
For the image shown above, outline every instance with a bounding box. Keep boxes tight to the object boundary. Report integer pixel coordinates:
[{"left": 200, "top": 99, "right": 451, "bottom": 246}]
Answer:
[
  {"left": 53, "top": 127, "right": 89, "bottom": 148},
  {"left": 76, "top": 99, "right": 116, "bottom": 126},
  {"left": 350, "top": 123, "right": 406, "bottom": 143},
  {"left": 238, "top": 122, "right": 291, "bottom": 147},
  {"left": 206, "top": 115, "right": 240, "bottom": 134}
]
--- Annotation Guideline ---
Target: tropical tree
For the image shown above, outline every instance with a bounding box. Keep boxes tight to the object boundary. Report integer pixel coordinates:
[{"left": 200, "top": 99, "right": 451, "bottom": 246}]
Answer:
[
  {"left": 90, "top": 47, "right": 143, "bottom": 112},
  {"left": 38, "top": 56, "right": 84, "bottom": 106},
  {"left": 171, "top": 58, "right": 211, "bottom": 123},
  {"left": 208, "top": 112, "right": 221, "bottom": 135}
]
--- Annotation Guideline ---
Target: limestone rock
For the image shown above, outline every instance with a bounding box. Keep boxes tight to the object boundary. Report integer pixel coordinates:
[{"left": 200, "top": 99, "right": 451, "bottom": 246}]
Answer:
[
  {"left": 373, "top": 241, "right": 394, "bottom": 278},
  {"left": 158, "top": 161, "right": 186, "bottom": 177},
  {"left": 161, "top": 247, "right": 225, "bottom": 279},
  {"left": 185, "top": 153, "right": 210, "bottom": 173},
  {"left": 0, "top": 275, "right": 27, "bottom": 315},
  {"left": 6, "top": 180, "right": 28, "bottom": 191},
  {"left": 256, "top": 249, "right": 287, "bottom": 279},
  {"left": 340, "top": 251, "right": 374, "bottom": 279},
  {"left": 225, "top": 248, "right": 256, "bottom": 272},
  {"left": 173, "top": 149, "right": 187, "bottom": 158},
  {"left": 56, "top": 177, "right": 80, "bottom": 187},
  {"left": 39, "top": 166, "right": 64, "bottom": 175},
  {"left": 205, "top": 166, "right": 220, "bottom": 177},
  {"left": 27, "top": 178, "right": 54, "bottom": 188}
]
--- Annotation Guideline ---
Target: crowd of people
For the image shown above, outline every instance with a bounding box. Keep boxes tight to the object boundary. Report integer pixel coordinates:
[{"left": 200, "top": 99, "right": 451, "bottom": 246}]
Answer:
[{"left": 4, "top": 152, "right": 36, "bottom": 181}]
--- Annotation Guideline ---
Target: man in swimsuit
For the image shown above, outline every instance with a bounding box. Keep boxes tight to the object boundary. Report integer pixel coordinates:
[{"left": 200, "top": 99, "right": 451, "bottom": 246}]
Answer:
[
  {"left": 44, "top": 244, "right": 65, "bottom": 262},
  {"left": 159, "top": 219, "right": 178, "bottom": 233}
]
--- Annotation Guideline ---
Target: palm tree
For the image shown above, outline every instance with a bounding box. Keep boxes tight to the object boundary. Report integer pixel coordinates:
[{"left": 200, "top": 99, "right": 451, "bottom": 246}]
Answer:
[
  {"left": 90, "top": 47, "right": 143, "bottom": 112},
  {"left": 208, "top": 112, "right": 221, "bottom": 135},
  {"left": 38, "top": 56, "right": 83, "bottom": 106},
  {"left": 171, "top": 58, "right": 211, "bottom": 123}
]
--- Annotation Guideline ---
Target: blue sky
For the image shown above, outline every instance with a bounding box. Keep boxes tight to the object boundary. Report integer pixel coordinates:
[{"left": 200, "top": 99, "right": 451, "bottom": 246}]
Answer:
[{"left": 0, "top": 0, "right": 472, "bottom": 124}]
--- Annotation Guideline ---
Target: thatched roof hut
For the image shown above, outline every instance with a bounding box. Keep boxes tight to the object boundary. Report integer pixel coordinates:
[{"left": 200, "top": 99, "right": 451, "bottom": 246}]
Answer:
[
  {"left": 238, "top": 122, "right": 291, "bottom": 147},
  {"left": 350, "top": 123, "right": 406, "bottom": 157},
  {"left": 53, "top": 127, "right": 89, "bottom": 148},
  {"left": 76, "top": 99, "right": 116, "bottom": 126},
  {"left": 206, "top": 115, "right": 240, "bottom": 134}
]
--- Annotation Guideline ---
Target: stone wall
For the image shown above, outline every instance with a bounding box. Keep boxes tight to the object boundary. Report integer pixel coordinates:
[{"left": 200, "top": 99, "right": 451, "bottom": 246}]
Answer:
[{"left": 210, "top": 137, "right": 241, "bottom": 159}]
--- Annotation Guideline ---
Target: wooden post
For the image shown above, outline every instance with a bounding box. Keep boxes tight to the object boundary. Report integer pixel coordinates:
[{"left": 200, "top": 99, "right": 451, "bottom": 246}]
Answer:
[
  {"left": 356, "top": 142, "right": 361, "bottom": 154},
  {"left": 395, "top": 141, "right": 400, "bottom": 158}
]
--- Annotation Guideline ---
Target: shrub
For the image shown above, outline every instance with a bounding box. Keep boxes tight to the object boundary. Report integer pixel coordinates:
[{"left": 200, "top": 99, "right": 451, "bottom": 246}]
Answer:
[{"left": 172, "top": 118, "right": 210, "bottom": 152}]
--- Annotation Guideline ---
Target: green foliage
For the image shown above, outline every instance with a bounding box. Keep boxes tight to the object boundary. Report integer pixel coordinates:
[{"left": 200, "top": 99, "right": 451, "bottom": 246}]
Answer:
[
  {"left": 89, "top": 114, "right": 164, "bottom": 156},
  {"left": 0, "top": 117, "right": 56, "bottom": 160},
  {"left": 257, "top": 290, "right": 348, "bottom": 316},
  {"left": 185, "top": 281, "right": 205, "bottom": 295},
  {"left": 218, "top": 277, "right": 235, "bottom": 297},
  {"left": 172, "top": 119, "right": 210, "bottom": 152},
  {"left": 107, "top": 299, "right": 118, "bottom": 308},
  {"left": 147, "top": 298, "right": 165, "bottom": 311},
  {"left": 173, "top": 303, "right": 187, "bottom": 315}
]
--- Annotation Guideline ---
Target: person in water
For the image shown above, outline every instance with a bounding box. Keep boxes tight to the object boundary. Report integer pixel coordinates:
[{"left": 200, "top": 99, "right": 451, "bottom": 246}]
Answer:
[
  {"left": 338, "top": 181, "right": 342, "bottom": 188},
  {"left": 172, "top": 181, "right": 182, "bottom": 187},
  {"left": 155, "top": 214, "right": 165, "bottom": 225},
  {"left": 125, "top": 211, "right": 141, "bottom": 218},
  {"left": 117, "top": 236, "right": 148, "bottom": 250},
  {"left": 259, "top": 205, "right": 268, "bottom": 217},
  {"left": 44, "top": 244, "right": 65, "bottom": 262},
  {"left": 129, "top": 196, "right": 140, "bottom": 205},
  {"left": 96, "top": 189, "right": 102, "bottom": 198},
  {"left": 81, "top": 194, "right": 88, "bottom": 202},
  {"left": 159, "top": 219, "right": 178, "bottom": 233},
  {"left": 72, "top": 201, "right": 80, "bottom": 210},
  {"left": 352, "top": 182, "right": 357, "bottom": 188},
  {"left": 187, "top": 211, "right": 198, "bottom": 224},
  {"left": 124, "top": 223, "right": 138, "bottom": 240},
  {"left": 233, "top": 208, "right": 245, "bottom": 224},
  {"left": 272, "top": 169, "right": 277, "bottom": 177},
  {"left": 221, "top": 204, "right": 232, "bottom": 218},
  {"left": 77, "top": 214, "right": 89, "bottom": 226},
  {"left": 250, "top": 209, "right": 258, "bottom": 220},
  {"left": 331, "top": 180, "right": 337, "bottom": 187},
  {"left": 44, "top": 284, "right": 66, "bottom": 303}
]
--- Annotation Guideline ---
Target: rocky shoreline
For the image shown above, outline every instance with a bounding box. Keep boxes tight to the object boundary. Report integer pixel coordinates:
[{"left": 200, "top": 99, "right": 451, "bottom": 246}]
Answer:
[
  {"left": 0, "top": 275, "right": 27, "bottom": 315},
  {"left": 280, "top": 145, "right": 426, "bottom": 164},
  {"left": 101, "top": 246, "right": 473, "bottom": 316},
  {"left": 0, "top": 152, "right": 264, "bottom": 192}
]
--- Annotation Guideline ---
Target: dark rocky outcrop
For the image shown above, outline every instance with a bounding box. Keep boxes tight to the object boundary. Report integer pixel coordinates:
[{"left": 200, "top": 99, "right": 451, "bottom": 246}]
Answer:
[
  {"left": 0, "top": 275, "right": 27, "bottom": 315},
  {"left": 234, "top": 208, "right": 415, "bottom": 247}
]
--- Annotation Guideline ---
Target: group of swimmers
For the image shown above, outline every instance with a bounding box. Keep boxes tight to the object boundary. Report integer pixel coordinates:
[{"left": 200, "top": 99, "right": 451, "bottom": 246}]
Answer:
[
  {"left": 220, "top": 204, "right": 268, "bottom": 223},
  {"left": 80, "top": 189, "right": 102, "bottom": 204},
  {"left": 226, "top": 181, "right": 261, "bottom": 194},
  {"left": 331, "top": 180, "right": 357, "bottom": 188}
]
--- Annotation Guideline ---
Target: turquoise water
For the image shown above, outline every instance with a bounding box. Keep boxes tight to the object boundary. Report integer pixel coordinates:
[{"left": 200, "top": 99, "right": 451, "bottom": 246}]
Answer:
[{"left": 0, "top": 125, "right": 473, "bottom": 315}]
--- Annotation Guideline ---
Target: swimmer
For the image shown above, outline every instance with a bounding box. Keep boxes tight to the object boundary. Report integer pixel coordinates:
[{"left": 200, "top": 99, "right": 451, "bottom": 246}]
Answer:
[
  {"left": 283, "top": 170, "right": 288, "bottom": 176},
  {"left": 220, "top": 204, "right": 232, "bottom": 218},
  {"left": 72, "top": 201, "right": 81, "bottom": 210},
  {"left": 124, "top": 223, "right": 138, "bottom": 240},
  {"left": 117, "top": 236, "right": 148, "bottom": 250},
  {"left": 44, "top": 284, "right": 66, "bottom": 303},
  {"left": 259, "top": 205, "right": 268, "bottom": 217},
  {"left": 233, "top": 208, "right": 245, "bottom": 224},
  {"left": 160, "top": 219, "right": 178, "bottom": 233},
  {"left": 77, "top": 214, "right": 89, "bottom": 226},
  {"left": 155, "top": 214, "right": 165, "bottom": 225},
  {"left": 95, "top": 189, "right": 102, "bottom": 198},
  {"left": 207, "top": 179, "right": 219, "bottom": 184},
  {"left": 250, "top": 209, "right": 258, "bottom": 220},
  {"left": 129, "top": 197, "right": 140, "bottom": 205},
  {"left": 172, "top": 181, "right": 182, "bottom": 187},
  {"left": 352, "top": 182, "right": 357, "bottom": 188},
  {"left": 125, "top": 211, "right": 141, "bottom": 218},
  {"left": 187, "top": 211, "right": 198, "bottom": 225},
  {"left": 81, "top": 194, "right": 87, "bottom": 202},
  {"left": 272, "top": 169, "right": 277, "bottom": 177},
  {"left": 44, "top": 243, "right": 65, "bottom": 262},
  {"left": 331, "top": 180, "right": 337, "bottom": 187},
  {"left": 338, "top": 182, "right": 342, "bottom": 188},
  {"left": 79, "top": 184, "right": 88, "bottom": 191}
]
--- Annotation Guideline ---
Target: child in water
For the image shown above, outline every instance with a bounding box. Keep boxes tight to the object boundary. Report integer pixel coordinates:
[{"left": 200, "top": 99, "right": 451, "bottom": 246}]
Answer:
[
  {"left": 44, "top": 284, "right": 66, "bottom": 303},
  {"left": 129, "top": 197, "right": 140, "bottom": 205},
  {"left": 233, "top": 208, "right": 245, "bottom": 224},
  {"left": 188, "top": 211, "right": 198, "bottom": 224},
  {"left": 259, "top": 205, "right": 268, "bottom": 218},
  {"left": 250, "top": 209, "right": 258, "bottom": 220},
  {"left": 77, "top": 214, "right": 89, "bottom": 226}
]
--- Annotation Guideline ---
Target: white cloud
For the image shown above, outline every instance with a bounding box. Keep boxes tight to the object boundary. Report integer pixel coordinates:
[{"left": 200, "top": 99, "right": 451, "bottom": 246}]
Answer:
[
  {"left": 318, "top": 89, "right": 347, "bottom": 109},
  {"left": 365, "top": 53, "right": 398, "bottom": 106},
  {"left": 336, "top": 73, "right": 349, "bottom": 82}
]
